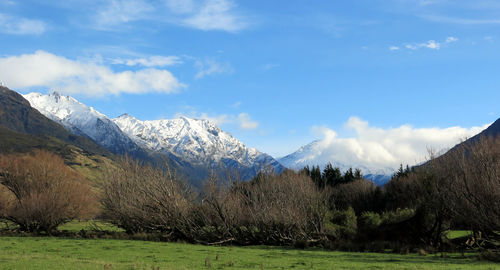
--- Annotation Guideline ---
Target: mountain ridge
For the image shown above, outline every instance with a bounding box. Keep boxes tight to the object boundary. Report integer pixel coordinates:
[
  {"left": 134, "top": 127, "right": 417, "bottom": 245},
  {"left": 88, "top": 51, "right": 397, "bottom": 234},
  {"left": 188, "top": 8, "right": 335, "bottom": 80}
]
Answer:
[{"left": 23, "top": 91, "right": 284, "bottom": 184}]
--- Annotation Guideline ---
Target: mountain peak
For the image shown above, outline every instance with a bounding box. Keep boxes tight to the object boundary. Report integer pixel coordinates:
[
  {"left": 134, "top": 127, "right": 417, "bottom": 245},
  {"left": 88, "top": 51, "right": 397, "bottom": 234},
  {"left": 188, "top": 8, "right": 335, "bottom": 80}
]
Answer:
[
  {"left": 113, "top": 112, "right": 280, "bottom": 171},
  {"left": 22, "top": 90, "right": 284, "bottom": 183},
  {"left": 49, "top": 90, "right": 61, "bottom": 100},
  {"left": 117, "top": 113, "right": 135, "bottom": 119}
]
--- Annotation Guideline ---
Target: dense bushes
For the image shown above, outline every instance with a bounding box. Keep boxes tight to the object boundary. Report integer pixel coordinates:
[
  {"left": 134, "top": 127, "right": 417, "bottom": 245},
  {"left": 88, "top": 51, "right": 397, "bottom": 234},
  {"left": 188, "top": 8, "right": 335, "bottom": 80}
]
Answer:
[
  {"left": 101, "top": 166, "right": 330, "bottom": 245},
  {"left": 0, "top": 136, "right": 498, "bottom": 254},
  {"left": 0, "top": 150, "right": 97, "bottom": 233},
  {"left": 97, "top": 136, "right": 499, "bottom": 251},
  {"left": 100, "top": 157, "right": 197, "bottom": 237}
]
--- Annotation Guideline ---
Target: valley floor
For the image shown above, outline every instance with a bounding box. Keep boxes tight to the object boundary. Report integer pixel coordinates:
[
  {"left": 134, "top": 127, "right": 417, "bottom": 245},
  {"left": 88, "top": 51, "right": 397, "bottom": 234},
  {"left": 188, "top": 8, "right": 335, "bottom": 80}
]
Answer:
[{"left": 0, "top": 236, "right": 497, "bottom": 270}]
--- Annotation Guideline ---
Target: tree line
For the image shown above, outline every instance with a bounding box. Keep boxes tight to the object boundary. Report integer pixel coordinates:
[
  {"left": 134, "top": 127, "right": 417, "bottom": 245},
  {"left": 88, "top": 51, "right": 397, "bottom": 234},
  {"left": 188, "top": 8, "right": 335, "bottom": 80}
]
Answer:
[{"left": 0, "top": 136, "right": 498, "bottom": 254}]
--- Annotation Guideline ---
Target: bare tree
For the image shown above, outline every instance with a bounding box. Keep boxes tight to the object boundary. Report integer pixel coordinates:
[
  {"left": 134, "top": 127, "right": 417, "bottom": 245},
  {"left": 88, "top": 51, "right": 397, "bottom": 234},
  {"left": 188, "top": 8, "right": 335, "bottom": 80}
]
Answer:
[
  {"left": 100, "top": 156, "right": 197, "bottom": 238},
  {"left": 439, "top": 136, "right": 500, "bottom": 239},
  {"left": 0, "top": 150, "right": 97, "bottom": 233}
]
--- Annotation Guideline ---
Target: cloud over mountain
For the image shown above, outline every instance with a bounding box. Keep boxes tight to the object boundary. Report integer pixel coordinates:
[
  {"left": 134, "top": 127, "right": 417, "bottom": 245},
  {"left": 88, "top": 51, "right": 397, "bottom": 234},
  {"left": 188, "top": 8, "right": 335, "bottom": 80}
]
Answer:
[{"left": 282, "top": 117, "right": 488, "bottom": 172}]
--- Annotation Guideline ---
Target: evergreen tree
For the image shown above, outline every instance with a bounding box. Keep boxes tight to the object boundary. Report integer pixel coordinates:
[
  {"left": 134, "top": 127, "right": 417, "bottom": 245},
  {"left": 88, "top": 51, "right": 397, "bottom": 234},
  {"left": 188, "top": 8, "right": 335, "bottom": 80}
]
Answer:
[
  {"left": 343, "top": 168, "right": 355, "bottom": 184},
  {"left": 322, "top": 163, "right": 343, "bottom": 187},
  {"left": 354, "top": 168, "right": 363, "bottom": 180},
  {"left": 405, "top": 165, "right": 411, "bottom": 175},
  {"left": 300, "top": 165, "right": 311, "bottom": 177},
  {"left": 310, "top": 165, "right": 322, "bottom": 188}
]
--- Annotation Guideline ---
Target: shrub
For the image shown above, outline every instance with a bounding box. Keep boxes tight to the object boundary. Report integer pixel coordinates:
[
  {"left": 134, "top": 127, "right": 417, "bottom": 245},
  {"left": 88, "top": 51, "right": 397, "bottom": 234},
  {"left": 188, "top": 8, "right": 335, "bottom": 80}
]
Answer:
[
  {"left": 331, "top": 180, "right": 383, "bottom": 214},
  {"left": 381, "top": 208, "right": 415, "bottom": 225},
  {"left": 100, "top": 157, "right": 197, "bottom": 238},
  {"left": 359, "top": 212, "right": 382, "bottom": 230},
  {"left": 0, "top": 150, "right": 97, "bottom": 233},
  {"left": 197, "top": 170, "right": 330, "bottom": 245},
  {"left": 327, "top": 207, "right": 357, "bottom": 240}
]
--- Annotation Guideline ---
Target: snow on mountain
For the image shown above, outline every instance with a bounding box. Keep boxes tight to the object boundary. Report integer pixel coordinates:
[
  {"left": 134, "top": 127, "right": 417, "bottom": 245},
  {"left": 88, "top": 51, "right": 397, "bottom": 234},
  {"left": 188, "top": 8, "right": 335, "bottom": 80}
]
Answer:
[
  {"left": 278, "top": 140, "right": 395, "bottom": 185},
  {"left": 113, "top": 113, "right": 283, "bottom": 173},
  {"left": 23, "top": 91, "right": 144, "bottom": 156},
  {"left": 22, "top": 91, "right": 283, "bottom": 179}
]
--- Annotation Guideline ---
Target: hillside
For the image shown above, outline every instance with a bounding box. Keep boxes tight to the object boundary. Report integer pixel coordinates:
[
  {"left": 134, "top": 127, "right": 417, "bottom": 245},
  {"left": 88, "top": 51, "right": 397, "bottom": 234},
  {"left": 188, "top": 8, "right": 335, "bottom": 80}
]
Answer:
[{"left": 0, "top": 86, "right": 114, "bottom": 183}]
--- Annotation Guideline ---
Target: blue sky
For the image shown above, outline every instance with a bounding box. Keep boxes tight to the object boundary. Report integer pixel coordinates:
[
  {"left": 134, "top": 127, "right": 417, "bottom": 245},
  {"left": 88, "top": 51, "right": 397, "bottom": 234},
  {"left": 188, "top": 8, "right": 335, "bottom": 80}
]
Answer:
[{"left": 0, "top": 0, "right": 498, "bottom": 162}]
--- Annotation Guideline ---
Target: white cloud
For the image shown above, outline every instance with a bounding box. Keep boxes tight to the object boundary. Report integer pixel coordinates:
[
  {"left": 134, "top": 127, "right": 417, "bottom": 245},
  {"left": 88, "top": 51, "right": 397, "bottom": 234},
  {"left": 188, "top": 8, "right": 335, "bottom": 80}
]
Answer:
[
  {"left": 93, "top": 0, "right": 248, "bottom": 32},
  {"left": 94, "top": 0, "right": 153, "bottom": 29},
  {"left": 175, "top": 111, "right": 231, "bottom": 126},
  {"left": 113, "top": 55, "right": 183, "bottom": 67},
  {"left": 394, "top": 36, "right": 458, "bottom": 51},
  {"left": 179, "top": 0, "right": 248, "bottom": 32},
  {"left": 165, "top": 0, "right": 196, "bottom": 14},
  {"left": 237, "top": 113, "right": 258, "bottom": 129},
  {"left": 445, "top": 36, "right": 458, "bottom": 43},
  {"left": 304, "top": 117, "right": 487, "bottom": 170},
  {"left": 176, "top": 110, "right": 259, "bottom": 130},
  {"left": 195, "top": 58, "right": 233, "bottom": 79},
  {"left": 0, "top": 13, "right": 46, "bottom": 35},
  {"left": 199, "top": 113, "right": 230, "bottom": 126},
  {"left": 0, "top": 50, "right": 185, "bottom": 96},
  {"left": 423, "top": 40, "right": 440, "bottom": 49}
]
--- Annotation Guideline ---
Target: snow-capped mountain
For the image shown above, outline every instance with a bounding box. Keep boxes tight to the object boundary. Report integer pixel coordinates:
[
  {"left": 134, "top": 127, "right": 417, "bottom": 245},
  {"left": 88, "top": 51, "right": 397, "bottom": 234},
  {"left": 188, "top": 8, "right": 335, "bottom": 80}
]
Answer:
[
  {"left": 278, "top": 140, "right": 395, "bottom": 185},
  {"left": 113, "top": 113, "right": 284, "bottom": 176},
  {"left": 23, "top": 91, "right": 284, "bottom": 182},
  {"left": 23, "top": 92, "right": 146, "bottom": 157}
]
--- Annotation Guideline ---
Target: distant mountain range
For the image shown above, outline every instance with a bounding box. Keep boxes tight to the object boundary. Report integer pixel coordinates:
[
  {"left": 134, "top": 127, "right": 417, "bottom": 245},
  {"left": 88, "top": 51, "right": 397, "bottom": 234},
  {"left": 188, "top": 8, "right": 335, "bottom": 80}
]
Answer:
[
  {"left": 278, "top": 140, "right": 395, "bottom": 185},
  {"left": 3, "top": 87, "right": 497, "bottom": 187},
  {"left": 23, "top": 90, "right": 284, "bottom": 186}
]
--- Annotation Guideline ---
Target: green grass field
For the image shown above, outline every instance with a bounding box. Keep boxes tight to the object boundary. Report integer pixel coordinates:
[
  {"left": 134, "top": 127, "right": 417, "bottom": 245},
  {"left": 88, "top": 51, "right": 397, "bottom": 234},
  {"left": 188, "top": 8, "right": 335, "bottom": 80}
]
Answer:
[
  {"left": 58, "top": 220, "right": 125, "bottom": 233},
  {"left": 446, "top": 230, "right": 473, "bottom": 239},
  {"left": 0, "top": 236, "right": 498, "bottom": 270}
]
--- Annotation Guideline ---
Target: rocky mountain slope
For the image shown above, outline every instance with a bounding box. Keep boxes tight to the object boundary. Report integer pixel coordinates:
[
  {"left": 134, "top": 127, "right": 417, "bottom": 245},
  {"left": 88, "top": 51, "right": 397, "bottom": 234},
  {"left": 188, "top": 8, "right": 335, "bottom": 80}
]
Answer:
[
  {"left": 23, "top": 92, "right": 146, "bottom": 157},
  {"left": 23, "top": 91, "right": 284, "bottom": 183},
  {"left": 113, "top": 113, "right": 283, "bottom": 175}
]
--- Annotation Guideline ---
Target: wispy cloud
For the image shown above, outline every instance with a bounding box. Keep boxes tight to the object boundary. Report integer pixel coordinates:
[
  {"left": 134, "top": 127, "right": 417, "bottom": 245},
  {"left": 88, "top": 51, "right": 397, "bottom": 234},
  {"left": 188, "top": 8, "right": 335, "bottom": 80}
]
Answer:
[
  {"left": 176, "top": 110, "right": 259, "bottom": 130},
  {"left": 93, "top": 0, "right": 248, "bottom": 32},
  {"left": 112, "top": 55, "right": 183, "bottom": 67},
  {"left": 261, "top": 63, "right": 280, "bottom": 71},
  {"left": 422, "top": 15, "right": 500, "bottom": 25},
  {"left": 194, "top": 58, "right": 234, "bottom": 79},
  {"left": 0, "top": 50, "right": 185, "bottom": 97},
  {"left": 94, "top": 0, "right": 153, "bottom": 29},
  {"left": 230, "top": 101, "right": 242, "bottom": 108},
  {"left": 170, "top": 0, "right": 248, "bottom": 32},
  {"left": 0, "top": 13, "right": 46, "bottom": 35},
  {"left": 294, "top": 117, "right": 488, "bottom": 170},
  {"left": 391, "top": 36, "right": 458, "bottom": 51},
  {"left": 237, "top": 113, "right": 259, "bottom": 129}
]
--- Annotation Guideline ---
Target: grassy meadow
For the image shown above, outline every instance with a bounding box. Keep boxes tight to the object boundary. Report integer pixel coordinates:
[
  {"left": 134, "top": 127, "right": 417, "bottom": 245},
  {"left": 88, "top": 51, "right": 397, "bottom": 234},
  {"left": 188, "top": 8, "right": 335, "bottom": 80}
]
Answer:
[{"left": 0, "top": 236, "right": 498, "bottom": 270}]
